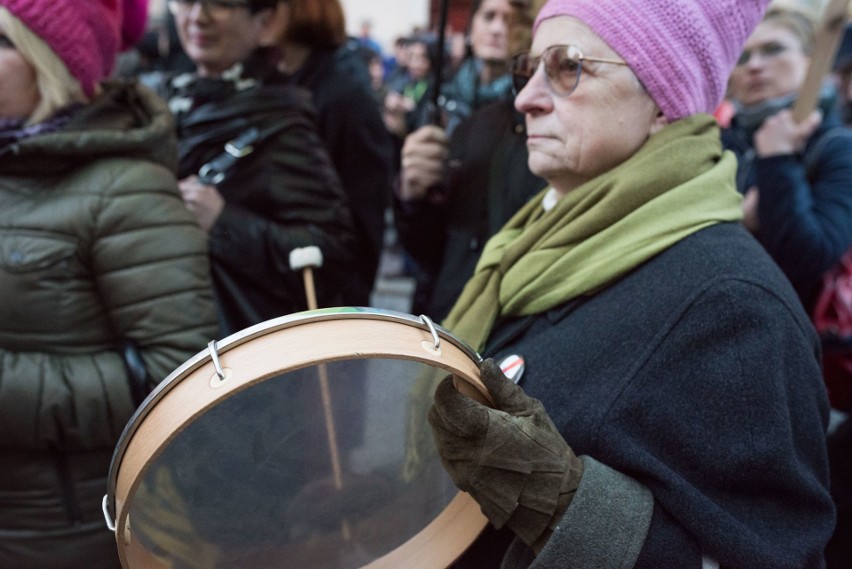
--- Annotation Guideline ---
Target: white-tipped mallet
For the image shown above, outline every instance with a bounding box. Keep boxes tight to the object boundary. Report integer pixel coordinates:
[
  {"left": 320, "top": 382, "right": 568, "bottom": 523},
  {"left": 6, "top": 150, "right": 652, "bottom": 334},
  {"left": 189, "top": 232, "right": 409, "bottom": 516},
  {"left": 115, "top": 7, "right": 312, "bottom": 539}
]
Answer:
[
  {"left": 287, "top": 245, "right": 350, "bottom": 538},
  {"left": 289, "top": 246, "right": 324, "bottom": 310}
]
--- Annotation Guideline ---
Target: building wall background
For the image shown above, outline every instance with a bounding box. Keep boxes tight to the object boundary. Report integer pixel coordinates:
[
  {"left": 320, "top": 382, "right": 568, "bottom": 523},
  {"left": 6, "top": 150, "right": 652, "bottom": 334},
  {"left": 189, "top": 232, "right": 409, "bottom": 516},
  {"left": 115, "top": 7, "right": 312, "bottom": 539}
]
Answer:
[{"left": 341, "top": 0, "right": 430, "bottom": 53}]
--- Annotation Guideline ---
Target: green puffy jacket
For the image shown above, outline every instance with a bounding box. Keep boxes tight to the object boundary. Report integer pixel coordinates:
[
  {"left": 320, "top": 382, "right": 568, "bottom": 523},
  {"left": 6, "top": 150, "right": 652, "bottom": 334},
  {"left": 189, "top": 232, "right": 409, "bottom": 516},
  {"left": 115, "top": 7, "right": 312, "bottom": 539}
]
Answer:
[{"left": 0, "top": 81, "right": 219, "bottom": 569}]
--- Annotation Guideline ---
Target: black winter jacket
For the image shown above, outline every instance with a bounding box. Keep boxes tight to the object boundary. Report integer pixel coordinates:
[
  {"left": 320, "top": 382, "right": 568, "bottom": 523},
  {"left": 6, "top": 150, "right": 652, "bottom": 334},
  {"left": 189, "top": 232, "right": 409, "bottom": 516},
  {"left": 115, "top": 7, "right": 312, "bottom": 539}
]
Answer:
[
  {"left": 286, "top": 44, "right": 394, "bottom": 306},
  {"left": 155, "top": 63, "right": 360, "bottom": 334},
  {"left": 722, "top": 110, "right": 852, "bottom": 310}
]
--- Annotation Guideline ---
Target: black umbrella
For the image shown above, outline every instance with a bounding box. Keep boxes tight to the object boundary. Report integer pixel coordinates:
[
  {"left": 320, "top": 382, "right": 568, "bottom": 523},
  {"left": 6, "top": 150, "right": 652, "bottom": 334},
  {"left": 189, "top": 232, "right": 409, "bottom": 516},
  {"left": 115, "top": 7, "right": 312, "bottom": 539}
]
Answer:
[{"left": 431, "top": 0, "right": 450, "bottom": 125}]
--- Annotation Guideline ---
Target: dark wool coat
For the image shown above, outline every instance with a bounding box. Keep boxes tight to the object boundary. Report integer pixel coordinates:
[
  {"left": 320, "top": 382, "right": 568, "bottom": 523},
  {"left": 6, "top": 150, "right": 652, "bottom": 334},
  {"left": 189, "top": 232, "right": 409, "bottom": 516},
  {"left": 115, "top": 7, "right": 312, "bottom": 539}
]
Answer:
[
  {"left": 0, "top": 81, "right": 219, "bottom": 569},
  {"left": 458, "top": 223, "right": 834, "bottom": 569},
  {"left": 287, "top": 45, "right": 394, "bottom": 306}
]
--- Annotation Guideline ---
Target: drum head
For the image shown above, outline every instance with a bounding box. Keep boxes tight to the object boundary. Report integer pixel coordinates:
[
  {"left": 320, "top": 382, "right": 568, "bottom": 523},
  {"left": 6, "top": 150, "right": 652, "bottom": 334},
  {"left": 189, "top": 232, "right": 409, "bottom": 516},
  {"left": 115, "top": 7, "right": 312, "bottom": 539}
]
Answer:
[{"left": 106, "top": 308, "right": 490, "bottom": 569}]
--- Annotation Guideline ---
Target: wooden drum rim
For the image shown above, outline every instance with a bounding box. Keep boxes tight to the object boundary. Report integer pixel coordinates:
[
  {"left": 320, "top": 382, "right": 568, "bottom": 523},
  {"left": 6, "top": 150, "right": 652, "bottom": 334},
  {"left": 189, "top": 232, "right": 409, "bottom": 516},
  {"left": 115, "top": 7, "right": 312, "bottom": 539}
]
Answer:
[{"left": 105, "top": 307, "right": 490, "bottom": 569}]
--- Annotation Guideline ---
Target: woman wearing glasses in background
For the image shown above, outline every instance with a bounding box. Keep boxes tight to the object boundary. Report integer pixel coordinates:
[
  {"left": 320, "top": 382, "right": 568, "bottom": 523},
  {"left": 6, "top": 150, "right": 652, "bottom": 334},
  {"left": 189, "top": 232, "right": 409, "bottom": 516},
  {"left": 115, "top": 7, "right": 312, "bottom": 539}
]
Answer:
[
  {"left": 149, "top": 0, "right": 359, "bottom": 335},
  {"left": 426, "top": 0, "right": 835, "bottom": 567}
]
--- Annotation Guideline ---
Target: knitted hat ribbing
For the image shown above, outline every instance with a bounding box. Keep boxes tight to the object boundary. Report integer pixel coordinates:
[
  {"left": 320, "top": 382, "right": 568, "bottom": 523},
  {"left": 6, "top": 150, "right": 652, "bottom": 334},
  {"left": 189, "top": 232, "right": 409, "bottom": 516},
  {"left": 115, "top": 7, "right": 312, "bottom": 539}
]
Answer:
[
  {"left": 534, "top": 0, "right": 772, "bottom": 120},
  {"left": 0, "top": 0, "right": 140, "bottom": 96}
]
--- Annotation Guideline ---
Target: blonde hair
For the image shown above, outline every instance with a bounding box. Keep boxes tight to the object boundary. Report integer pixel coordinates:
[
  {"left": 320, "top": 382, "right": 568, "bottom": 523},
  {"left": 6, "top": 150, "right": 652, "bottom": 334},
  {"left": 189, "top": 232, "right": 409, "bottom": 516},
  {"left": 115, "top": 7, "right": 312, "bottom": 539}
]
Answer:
[
  {"left": 763, "top": 7, "right": 816, "bottom": 54},
  {"left": 0, "top": 7, "right": 88, "bottom": 124}
]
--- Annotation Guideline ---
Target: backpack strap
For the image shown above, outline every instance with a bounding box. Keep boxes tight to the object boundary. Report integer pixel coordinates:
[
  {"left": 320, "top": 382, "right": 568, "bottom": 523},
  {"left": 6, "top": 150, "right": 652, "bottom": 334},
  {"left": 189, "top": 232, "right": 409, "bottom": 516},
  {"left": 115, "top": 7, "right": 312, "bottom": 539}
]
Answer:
[{"left": 197, "top": 123, "right": 288, "bottom": 185}]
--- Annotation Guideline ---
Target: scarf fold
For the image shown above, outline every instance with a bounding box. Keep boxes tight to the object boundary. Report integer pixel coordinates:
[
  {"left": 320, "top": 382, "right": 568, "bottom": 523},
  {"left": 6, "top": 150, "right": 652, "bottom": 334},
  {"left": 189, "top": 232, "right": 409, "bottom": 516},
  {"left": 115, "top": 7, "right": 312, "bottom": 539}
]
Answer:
[
  {"left": 732, "top": 82, "right": 837, "bottom": 136},
  {"left": 443, "top": 58, "right": 513, "bottom": 109},
  {"left": 443, "top": 114, "right": 743, "bottom": 351}
]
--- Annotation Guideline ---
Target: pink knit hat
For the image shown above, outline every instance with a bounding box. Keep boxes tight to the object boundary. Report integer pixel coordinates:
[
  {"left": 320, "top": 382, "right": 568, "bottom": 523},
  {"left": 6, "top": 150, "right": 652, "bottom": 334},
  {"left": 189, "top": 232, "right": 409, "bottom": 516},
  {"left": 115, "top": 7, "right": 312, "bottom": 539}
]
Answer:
[
  {"left": 0, "top": 0, "right": 147, "bottom": 97},
  {"left": 121, "top": 0, "right": 150, "bottom": 51},
  {"left": 533, "top": 0, "right": 772, "bottom": 120}
]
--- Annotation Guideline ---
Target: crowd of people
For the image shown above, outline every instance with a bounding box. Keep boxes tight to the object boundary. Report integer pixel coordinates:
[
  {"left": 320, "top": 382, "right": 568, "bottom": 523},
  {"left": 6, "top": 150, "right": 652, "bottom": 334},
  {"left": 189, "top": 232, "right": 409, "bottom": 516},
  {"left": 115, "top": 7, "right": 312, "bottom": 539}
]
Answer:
[{"left": 1, "top": 0, "right": 852, "bottom": 566}]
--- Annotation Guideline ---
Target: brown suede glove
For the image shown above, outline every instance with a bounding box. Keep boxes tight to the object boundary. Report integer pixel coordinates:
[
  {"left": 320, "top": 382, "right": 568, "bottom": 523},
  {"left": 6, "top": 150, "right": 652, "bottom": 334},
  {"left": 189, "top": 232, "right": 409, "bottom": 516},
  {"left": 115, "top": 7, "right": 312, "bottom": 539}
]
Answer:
[{"left": 428, "top": 358, "right": 584, "bottom": 553}]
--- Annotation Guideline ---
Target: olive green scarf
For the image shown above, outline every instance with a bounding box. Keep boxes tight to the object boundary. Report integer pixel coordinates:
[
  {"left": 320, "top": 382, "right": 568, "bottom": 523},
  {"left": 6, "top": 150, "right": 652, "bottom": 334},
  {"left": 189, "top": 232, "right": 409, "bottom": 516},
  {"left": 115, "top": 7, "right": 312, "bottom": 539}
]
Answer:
[{"left": 443, "top": 114, "right": 742, "bottom": 351}]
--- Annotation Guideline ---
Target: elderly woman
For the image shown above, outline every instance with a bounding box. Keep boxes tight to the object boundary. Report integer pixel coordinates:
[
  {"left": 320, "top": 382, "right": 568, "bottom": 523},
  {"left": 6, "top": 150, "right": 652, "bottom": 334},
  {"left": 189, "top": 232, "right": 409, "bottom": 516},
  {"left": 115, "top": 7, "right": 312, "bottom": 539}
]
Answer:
[
  {"left": 427, "top": 0, "right": 835, "bottom": 568},
  {"left": 150, "top": 0, "right": 359, "bottom": 335},
  {"left": 0, "top": 0, "right": 219, "bottom": 566}
]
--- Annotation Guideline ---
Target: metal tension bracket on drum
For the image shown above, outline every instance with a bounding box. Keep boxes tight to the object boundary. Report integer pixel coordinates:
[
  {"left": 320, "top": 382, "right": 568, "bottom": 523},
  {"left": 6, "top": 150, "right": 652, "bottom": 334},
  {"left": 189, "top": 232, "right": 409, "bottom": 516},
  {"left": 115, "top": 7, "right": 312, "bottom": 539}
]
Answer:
[
  {"left": 102, "top": 495, "right": 116, "bottom": 532},
  {"left": 208, "top": 339, "right": 232, "bottom": 388},
  {"left": 419, "top": 314, "right": 442, "bottom": 355}
]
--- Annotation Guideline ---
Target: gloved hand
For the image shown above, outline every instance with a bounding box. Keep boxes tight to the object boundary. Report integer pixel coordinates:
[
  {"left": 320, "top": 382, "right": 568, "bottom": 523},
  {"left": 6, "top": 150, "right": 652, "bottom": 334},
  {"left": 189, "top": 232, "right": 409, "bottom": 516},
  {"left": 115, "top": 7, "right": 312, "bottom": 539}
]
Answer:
[{"left": 428, "top": 358, "right": 584, "bottom": 553}]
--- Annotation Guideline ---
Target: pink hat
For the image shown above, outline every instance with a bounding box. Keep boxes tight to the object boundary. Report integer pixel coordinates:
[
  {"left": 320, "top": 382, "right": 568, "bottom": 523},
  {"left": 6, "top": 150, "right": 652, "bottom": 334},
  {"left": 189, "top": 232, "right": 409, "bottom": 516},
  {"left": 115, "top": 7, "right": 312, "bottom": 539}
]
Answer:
[
  {"left": 121, "top": 0, "right": 149, "bottom": 51},
  {"left": 0, "top": 0, "right": 141, "bottom": 97},
  {"left": 533, "top": 0, "right": 772, "bottom": 121}
]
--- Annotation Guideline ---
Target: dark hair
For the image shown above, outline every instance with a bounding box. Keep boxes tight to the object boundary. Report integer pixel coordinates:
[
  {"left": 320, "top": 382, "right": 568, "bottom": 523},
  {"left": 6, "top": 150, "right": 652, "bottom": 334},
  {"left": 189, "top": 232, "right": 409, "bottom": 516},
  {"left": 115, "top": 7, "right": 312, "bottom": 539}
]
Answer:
[
  {"left": 248, "top": 0, "right": 279, "bottom": 13},
  {"left": 281, "top": 0, "right": 346, "bottom": 50},
  {"left": 466, "top": 0, "right": 486, "bottom": 36},
  {"left": 407, "top": 33, "right": 440, "bottom": 72}
]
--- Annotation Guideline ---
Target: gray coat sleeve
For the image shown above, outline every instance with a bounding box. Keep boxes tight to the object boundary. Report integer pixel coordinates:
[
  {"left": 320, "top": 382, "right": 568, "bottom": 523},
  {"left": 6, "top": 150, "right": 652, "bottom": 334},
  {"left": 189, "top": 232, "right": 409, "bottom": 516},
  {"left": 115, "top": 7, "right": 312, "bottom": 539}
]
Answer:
[{"left": 501, "top": 456, "right": 653, "bottom": 569}]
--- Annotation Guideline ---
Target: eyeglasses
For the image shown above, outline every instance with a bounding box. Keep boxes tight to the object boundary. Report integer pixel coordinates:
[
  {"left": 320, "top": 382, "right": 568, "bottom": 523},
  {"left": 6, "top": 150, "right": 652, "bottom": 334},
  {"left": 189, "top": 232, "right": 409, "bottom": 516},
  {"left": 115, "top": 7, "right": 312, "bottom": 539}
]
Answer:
[
  {"left": 735, "top": 41, "right": 789, "bottom": 66},
  {"left": 511, "top": 44, "right": 629, "bottom": 97},
  {"left": 168, "top": 0, "right": 251, "bottom": 19}
]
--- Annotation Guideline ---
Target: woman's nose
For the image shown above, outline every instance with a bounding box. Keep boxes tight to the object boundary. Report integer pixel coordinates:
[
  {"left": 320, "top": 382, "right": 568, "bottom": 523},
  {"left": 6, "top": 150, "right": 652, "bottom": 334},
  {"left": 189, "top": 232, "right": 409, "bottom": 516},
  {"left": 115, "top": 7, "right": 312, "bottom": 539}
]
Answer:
[{"left": 514, "top": 65, "right": 553, "bottom": 115}]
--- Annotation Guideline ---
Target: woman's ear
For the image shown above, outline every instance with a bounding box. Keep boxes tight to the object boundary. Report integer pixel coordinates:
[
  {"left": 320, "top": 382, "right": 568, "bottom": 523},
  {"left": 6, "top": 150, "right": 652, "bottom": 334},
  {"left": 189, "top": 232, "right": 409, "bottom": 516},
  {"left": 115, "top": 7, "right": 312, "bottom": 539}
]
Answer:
[{"left": 649, "top": 109, "right": 669, "bottom": 135}]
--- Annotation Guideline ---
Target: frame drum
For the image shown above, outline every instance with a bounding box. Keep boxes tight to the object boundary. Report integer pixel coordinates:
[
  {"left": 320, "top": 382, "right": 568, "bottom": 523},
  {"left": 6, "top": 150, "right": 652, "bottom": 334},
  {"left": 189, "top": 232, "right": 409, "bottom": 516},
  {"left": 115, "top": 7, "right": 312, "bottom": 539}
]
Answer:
[{"left": 104, "top": 308, "right": 491, "bottom": 569}]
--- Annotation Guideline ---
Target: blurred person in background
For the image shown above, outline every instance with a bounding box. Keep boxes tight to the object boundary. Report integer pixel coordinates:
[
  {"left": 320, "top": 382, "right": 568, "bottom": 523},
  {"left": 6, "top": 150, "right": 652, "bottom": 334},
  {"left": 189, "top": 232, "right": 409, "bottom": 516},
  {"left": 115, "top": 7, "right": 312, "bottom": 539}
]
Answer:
[
  {"left": 723, "top": 8, "right": 852, "bottom": 401},
  {"left": 385, "top": 35, "right": 412, "bottom": 92},
  {"left": 440, "top": 0, "right": 515, "bottom": 135},
  {"left": 278, "top": 0, "right": 393, "bottom": 307},
  {"left": 384, "top": 0, "right": 517, "bottom": 142},
  {"left": 357, "top": 18, "right": 381, "bottom": 57},
  {"left": 723, "top": 8, "right": 852, "bottom": 309},
  {"left": 150, "top": 0, "right": 359, "bottom": 334},
  {"left": 134, "top": 4, "right": 195, "bottom": 75},
  {"left": 0, "top": 0, "right": 219, "bottom": 566},
  {"left": 383, "top": 34, "right": 437, "bottom": 142},
  {"left": 723, "top": 10, "right": 852, "bottom": 569},
  {"left": 393, "top": 0, "right": 545, "bottom": 322},
  {"left": 356, "top": 43, "right": 389, "bottom": 106},
  {"left": 834, "top": 23, "right": 852, "bottom": 125}
]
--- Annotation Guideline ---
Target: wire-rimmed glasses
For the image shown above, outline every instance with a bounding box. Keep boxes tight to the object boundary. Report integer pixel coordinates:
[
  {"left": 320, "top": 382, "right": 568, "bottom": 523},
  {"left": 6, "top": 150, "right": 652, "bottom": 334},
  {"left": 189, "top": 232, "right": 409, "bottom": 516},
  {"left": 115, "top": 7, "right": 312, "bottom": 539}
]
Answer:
[{"left": 511, "top": 44, "right": 629, "bottom": 97}]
